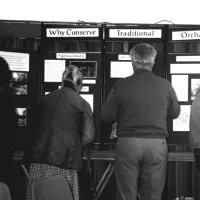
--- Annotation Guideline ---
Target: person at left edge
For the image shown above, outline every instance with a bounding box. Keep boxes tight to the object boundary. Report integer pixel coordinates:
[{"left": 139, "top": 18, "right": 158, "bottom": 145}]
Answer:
[
  {"left": 25, "top": 65, "right": 96, "bottom": 200},
  {"left": 190, "top": 86, "right": 200, "bottom": 172},
  {"left": 0, "top": 57, "right": 17, "bottom": 199}
]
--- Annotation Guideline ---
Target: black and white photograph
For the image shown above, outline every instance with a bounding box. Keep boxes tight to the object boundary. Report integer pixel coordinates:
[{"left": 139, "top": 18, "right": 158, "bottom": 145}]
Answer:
[
  {"left": 70, "top": 61, "right": 97, "bottom": 78},
  {"left": 16, "top": 108, "right": 27, "bottom": 126},
  {"left": 9, "top": 83, "right": 27, "bottom": 95},
  {"left": 11, "top": 72, "right": 28, "bottom": 83}
]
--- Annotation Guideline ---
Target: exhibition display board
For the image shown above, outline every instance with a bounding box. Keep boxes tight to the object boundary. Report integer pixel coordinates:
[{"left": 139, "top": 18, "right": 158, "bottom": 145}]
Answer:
[
  {"left": 0, "top": 22, "right": 42, "bottom": 149},
  {"left": 167, "top": 25, "right": 200, "bottom": 144},
  {"left": 1, "top": 21, "right": 200, "bottom": 147}
]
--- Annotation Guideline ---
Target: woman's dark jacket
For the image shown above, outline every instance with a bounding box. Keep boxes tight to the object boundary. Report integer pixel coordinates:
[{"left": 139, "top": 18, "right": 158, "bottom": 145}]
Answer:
[
  {"left": 0, "top": 88, "right": 17, "bottom": 191},
  {"left": 29, "top": 82, "right": 95, "bottom": 171}
]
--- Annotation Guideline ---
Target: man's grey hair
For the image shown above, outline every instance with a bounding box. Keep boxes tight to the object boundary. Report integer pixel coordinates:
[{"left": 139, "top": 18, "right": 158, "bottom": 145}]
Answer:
[{"left": 129, "top": 43, "right": 157, "bottom": 68}]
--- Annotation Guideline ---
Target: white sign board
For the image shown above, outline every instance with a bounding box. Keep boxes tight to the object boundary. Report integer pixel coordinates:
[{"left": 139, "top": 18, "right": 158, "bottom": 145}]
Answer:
[
  {"left": 172, "top": 30, "right": 200, "bottom": 40},
  {"left": 81, "top": 86, "right": 89, "bottom": 92},
  {"left": 82, "top": 80, "right": 96, "bottom": 84},
  {"left": 118, "top": 55, "right": 131, "bottom": 60},
  {"left": 109, "top": 29, "right": 162, "bottom": 38},
  {"left": 57, "top": 53, "right": 86, "bottom": 59},
  {"left": 0, "top": 51, "right": 29, "bottom": 72},
  {"left": 176, "top": 56, "right": 200, "bottom": 62},
  {"left": 47, "top": 28, "right": 99, "bottom": 37}
]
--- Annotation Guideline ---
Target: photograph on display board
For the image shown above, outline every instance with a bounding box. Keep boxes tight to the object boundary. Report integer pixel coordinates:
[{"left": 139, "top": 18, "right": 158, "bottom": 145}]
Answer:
[
  {"left": 191, "top": 79, "right": 200, "bottom": 100},
  {"left": 16, "top": 108, "right": 27, "bottom": 126},
  {"left": 11, "top": 72, "right": 28, "bottom": 83},
  {"left": 173, "top": 105, "right": 191, "bottom": 132},
  {"left": 9, "top": 83, "right": 27, "bottom": 95},
  {"left": 9, "top": 72, "right": 28, "bottom": 95},
  {"left": 70, "top": 61, "right": 97, "bottom": 78}
]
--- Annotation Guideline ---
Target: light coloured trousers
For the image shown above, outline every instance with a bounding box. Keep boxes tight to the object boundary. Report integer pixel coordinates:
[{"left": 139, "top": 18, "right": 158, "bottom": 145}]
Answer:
[{"left": 115, "top": 137, "right": 168, "bottom": 200}]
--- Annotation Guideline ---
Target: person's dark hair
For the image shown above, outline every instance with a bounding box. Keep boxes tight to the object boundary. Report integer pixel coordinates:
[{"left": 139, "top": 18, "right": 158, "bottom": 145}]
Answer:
[
  {"left": 62, "top": 65, "right": 83, "bottom": 89},
  {"left": 0, "top": 57, "right": 11, "bottom": 85}
]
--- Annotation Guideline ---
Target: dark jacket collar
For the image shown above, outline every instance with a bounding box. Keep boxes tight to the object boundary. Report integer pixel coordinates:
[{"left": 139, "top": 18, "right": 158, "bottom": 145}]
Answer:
[
  {"left": 63, "top": 81, "right": 76, "bottom": 92},
  {"left": 134, "top": 68, "right": 152, "bottom": 73}
]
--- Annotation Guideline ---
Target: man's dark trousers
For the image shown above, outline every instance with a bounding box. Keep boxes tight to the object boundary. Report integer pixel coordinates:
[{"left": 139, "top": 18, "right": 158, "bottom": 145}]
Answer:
[{"left": 115, "top": 137, "right": 168, "bottom": 200}]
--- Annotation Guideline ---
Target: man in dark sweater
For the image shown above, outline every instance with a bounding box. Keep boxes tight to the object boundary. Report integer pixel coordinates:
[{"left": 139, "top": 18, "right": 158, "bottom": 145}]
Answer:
[{"left": 101, "top": 43, "right": 180, "bottom": 200}]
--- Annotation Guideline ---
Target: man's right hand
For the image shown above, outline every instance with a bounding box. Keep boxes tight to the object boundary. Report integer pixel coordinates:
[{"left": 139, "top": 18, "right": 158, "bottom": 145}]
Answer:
[{"left": 110, "top": 122, "right": 117, "bottom": 139}]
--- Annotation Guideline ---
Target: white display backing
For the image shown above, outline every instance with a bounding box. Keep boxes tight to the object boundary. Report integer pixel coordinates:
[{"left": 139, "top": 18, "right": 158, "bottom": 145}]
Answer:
[
  {"left": 171, "top": 75, "right": 188, "bottom": 101},
  {"left": 170, "top": 64, "right": 200, "bottom": 74},
  {"left": 110, "top": 61, "right": 133, "bottom": 78},
  {"left": 44, "top": 60, "right": 65, "bottom": 82},
  {"left": 80, "top": 94, "right": 93, "bottom": 112}
]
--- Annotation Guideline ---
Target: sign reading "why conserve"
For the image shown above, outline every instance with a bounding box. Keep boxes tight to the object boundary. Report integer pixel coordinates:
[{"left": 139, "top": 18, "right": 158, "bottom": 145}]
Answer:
[{"left": 46, "top": 28, "right": 99, "bottom": 37}]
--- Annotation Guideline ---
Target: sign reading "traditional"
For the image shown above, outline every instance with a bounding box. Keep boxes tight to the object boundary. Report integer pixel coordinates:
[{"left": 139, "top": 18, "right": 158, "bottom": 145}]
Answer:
[
  {"left": 46, "top": 28, "right": 99, "bottom": 37},
  {"left": 109, "top": 29, "right": 162, "bottom": 38},
  {"left": 172, "top": 30, "right": 200, "bottom": 40}
]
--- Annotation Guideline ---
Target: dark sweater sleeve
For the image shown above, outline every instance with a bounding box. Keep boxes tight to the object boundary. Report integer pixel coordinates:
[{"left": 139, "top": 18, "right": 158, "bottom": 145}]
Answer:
[
  {"left": 81, "top": 100, "right": 96, "bottom": 148},
  {"left": 167, "top": 82, "right": 181, "bottom": 119}
]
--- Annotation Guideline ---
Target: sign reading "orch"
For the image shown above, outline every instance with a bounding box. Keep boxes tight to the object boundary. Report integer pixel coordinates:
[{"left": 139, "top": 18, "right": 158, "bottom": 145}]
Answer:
[
  {"left": 46, "top": 28, "right": 99, "bottom": 37},
  {"left": 172, "top": 30, "right": 200, "bottom": 40}
]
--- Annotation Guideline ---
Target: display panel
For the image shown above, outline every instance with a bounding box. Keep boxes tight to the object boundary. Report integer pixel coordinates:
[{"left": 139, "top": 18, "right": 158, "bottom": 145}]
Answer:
[
  {"left": 80, "top": 94, "right": 93, "bottom": 112},
  {"left": 171, "top": 75, "right": 188, "bottom": 101},
  {"left": 110, "top": 61, "right": 133, "bottom": 78},
  {"left": 173, "top": 105, "right": 191, "bottom": 131},
  {"left": 70, "top": 61, "right": 97, "bottom": 78},
  {"left": 191, "top": 79, "right": 200, "bottom": 100},
  {"left": 44, "top": 60, "right": 66, "bottom": 82},
  {"left": 0, "top": 51, "right": 29, "bottom": 72},
  {"left": 170, "top": 64, "right": 200, "bottom": 74},
  {"left": 16, "top": 108, "right": 27, "bottom": 127}
]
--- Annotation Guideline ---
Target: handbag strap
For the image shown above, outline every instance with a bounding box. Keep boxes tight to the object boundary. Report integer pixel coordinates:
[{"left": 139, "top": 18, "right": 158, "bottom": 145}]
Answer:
[
  {"left": 86, "top": 147, "right": 96, "bottom": 194},
  {"left": 87, "top": 147, "right": 92, "bottom": 174}
]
